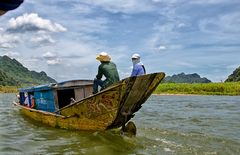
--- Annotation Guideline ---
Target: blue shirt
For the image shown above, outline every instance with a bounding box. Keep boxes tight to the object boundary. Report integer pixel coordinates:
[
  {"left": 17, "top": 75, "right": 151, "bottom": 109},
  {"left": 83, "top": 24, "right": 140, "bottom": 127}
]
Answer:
[{"left": 131, "top": 63, "right": 146, "bottom": 77}]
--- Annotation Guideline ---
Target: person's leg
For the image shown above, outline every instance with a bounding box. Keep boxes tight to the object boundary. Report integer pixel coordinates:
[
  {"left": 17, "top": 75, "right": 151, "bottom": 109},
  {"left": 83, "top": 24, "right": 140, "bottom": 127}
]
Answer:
[{"left": 93, "top": 78, "right": 104, "bottom": 94}]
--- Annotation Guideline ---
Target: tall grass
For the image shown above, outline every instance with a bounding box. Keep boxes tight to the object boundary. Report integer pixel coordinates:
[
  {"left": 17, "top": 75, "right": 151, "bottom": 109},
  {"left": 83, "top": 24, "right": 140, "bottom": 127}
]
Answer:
[
  {"left": 1, "top": 82, "right": 240, "bottom": 95},
  {"left": 155, "top": 82, "right": 240, "bottom": 96},
  {"left": 0, "top": 86, "right": 18, "bottom": 93}
]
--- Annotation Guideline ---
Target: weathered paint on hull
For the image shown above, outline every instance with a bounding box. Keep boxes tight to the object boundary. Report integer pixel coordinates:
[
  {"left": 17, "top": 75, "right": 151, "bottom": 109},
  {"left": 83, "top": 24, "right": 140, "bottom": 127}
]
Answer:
[
  {"left": 15, "top": 103, "right": 113, "bottom": 130},
  {"left": 14, "top": 72, "right": 165, "bottom": 131},
  {"left": 108, "top": 72, "right": 166, "bottom": 129}
]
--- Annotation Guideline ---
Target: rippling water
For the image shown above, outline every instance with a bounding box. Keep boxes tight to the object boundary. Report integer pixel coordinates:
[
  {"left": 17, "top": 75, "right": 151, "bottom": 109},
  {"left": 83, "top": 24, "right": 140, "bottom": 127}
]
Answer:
[{"left": 0, "top": 94, "right": 240, "bottom": 155}]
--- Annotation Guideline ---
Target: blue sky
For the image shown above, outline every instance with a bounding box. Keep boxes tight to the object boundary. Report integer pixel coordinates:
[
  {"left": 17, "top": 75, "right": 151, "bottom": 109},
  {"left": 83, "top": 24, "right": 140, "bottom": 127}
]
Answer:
[{"left": 1, "top": 0, "right": 240, "bottom": 82}]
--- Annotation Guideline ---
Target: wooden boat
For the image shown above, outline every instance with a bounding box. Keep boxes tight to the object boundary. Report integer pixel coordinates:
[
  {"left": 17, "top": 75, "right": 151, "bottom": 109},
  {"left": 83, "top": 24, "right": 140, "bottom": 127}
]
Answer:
[{"left": 13, "top": 72, "right": 165, "bottom": 131}]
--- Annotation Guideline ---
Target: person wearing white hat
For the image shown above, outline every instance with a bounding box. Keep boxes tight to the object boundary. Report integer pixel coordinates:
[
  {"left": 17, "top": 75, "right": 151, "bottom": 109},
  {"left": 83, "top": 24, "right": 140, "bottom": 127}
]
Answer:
[
  {"left": 93, "top": 52, "right": 120, "bottom": 94},
  {"left": 131, "top": 53, "right": 146, "bottom": 77}
]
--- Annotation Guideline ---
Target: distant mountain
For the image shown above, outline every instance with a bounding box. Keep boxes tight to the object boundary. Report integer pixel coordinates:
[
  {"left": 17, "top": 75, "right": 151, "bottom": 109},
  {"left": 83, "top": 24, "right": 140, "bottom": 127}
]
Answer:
[
  {"left": 225, "top": 66, "right": 240, "bottom": 82},
  {"left": 164, "top": 72, "right": 211, "bottom": 83},
  {"left": 0, "top": 55, "right": 56, "bottom": 86}
]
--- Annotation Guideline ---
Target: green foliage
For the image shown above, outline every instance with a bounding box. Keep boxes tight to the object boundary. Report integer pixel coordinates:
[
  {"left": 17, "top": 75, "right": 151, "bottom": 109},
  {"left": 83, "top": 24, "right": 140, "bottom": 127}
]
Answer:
[
  {"left": 164, "top": 72, "right": 211, "bottom": 83},
  {"left": 155, "top": 82, "right": 240, "bottom": 96},
  {"left": 0, "top": 55, "right": 56, "bottom": 86},
  {"left": 225, "top": 66, "right": 240, "bottom": 82},
  {"left": 0, "top": 69, "right": 19, "bottom": 86}
]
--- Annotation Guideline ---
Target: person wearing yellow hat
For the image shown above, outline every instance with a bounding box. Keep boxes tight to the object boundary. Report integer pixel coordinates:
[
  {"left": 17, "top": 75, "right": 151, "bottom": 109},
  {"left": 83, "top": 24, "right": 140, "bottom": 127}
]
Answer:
[
  {"left": 93, "top": 52, "right": 120, "bottom": 94},
  {"left": 131, "top": 53, "right": 146, "bottom": 76}
]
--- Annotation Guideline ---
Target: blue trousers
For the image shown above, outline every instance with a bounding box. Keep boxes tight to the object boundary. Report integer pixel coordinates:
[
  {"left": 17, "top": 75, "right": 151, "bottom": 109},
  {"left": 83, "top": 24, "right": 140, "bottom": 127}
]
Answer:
[{"left": 93, "top": 78, "right": 104, "bottom": 94}]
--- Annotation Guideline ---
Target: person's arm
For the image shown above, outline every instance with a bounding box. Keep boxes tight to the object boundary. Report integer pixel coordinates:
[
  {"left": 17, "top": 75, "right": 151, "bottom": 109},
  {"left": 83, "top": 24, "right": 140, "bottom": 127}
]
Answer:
[
  {"left": 96, "top": 65, "right": 103, "bottom": 79},
  {"left": 131, "top": 65, "right": 138, "bottom": 77}
]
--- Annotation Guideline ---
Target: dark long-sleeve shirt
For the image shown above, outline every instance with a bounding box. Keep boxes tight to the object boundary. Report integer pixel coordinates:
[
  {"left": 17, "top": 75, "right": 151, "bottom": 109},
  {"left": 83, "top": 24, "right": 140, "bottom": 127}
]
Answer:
[{"left": 96, "top": 61, "right": 120, "bottom": 88}]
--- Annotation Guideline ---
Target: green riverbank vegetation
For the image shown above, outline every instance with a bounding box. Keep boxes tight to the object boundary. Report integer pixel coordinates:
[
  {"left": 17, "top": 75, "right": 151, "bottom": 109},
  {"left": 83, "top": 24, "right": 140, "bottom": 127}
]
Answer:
[
  {"left": 0, "top": 86, "right": 18, "bottom": 93},
  {"left": 155, "top": 82, "right": 240, "bottom": 96},
  {"left": 1, "top": 82, "right": 240, "bottom": 96}
]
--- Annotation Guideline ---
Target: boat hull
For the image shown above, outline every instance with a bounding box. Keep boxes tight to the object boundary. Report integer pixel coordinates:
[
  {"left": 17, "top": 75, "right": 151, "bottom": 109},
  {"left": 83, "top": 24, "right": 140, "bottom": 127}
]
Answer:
[
  {"left": 14, "top": 72, "right": 165, "bottom": 131},
  {"left": 14, "top": 102, "right": 112, "bottom": 130}
]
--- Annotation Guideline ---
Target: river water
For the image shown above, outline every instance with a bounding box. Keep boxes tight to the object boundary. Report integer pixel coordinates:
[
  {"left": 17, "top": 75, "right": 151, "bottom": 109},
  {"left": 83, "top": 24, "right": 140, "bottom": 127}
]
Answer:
[{"left": 0, "top": 93, "right": 239, "bottom": 155}]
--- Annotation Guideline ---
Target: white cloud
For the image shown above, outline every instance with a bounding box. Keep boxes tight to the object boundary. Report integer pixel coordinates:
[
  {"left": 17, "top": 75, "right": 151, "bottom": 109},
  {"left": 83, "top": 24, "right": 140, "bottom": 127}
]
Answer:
[
  {"left": 0, "top": 13, "right": 67, "bottom": 49},
  {"left": 199, "top": 12, "right": 240, "bottom": 34},
  {"left": 190, "top": 0, "right": 238, "bottom": 4},
  {"left": 81, "top": 0, "right": 155, "bottom": 14},
  {"left": 7, "top": 13, "right": 67, "bottom": 33},
  {"left": 0, "top": 33, "right": 20, "bottom": 48},
  {"left": 152, "top": 0, "right": 186, "bottom": 3},
  {"left": 158, "top": 45, "right": 167, "bottom": 51},
  {"left": 76, "top": 17, "right": 109, "bottom": 34},
  {"left": 31, "top": 34, "right": 55, "bottom": 44},
  {"left": 177, "top": 23, "right": 186, "bottom": 28},
  {"left": 175, "top": 61, "right": 197, "bottom": 68},
  {"left": 46, "top": 59, "right": 61, "bottom": 65},
  {"left": 42, "top": 51, "right": 61, "bottom": 65},
  {"left": 146, "top": 21, "right": 184, "bottom": 52},
  {"left": 43, "top": 51, "right": 57, "bottom": 59},
  {"left": 3, "top": 51, "right": 20, "bottom": 57},
  {"left": 72, "top": 3, "right": 94, "bottom": 14},
  {"left": 220, "top": 13, "right": 240, "bottom": 33},
  {"left": 1, "top": 0, "right": 239, "bottom": 82}
]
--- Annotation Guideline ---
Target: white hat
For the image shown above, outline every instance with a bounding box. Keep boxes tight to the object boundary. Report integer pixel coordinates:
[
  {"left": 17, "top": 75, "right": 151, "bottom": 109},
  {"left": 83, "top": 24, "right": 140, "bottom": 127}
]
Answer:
[
  {"left": 96, "top": 52, "right": 111, "bottom": 62},
  {"left": 131, "top": 53, "right": 140, "bottom": 59}
]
